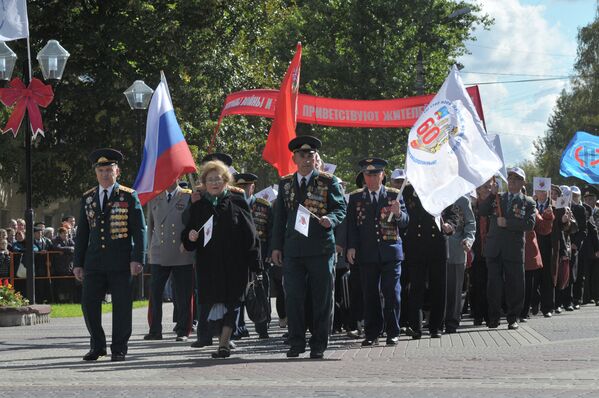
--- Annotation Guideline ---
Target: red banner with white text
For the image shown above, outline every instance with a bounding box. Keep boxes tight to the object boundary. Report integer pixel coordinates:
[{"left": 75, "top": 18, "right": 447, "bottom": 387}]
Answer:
[{"left": 217, "top": 86, "right": 485, "bottom": 129}]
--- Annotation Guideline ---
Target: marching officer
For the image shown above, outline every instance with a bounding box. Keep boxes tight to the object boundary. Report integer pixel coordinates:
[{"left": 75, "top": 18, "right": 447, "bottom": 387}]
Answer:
[
  {"left": 271, "top": 135, "right": 346, "bottom": 359},
  {"left": 346, "top": 158, "right": 408, "bottom": 346},
  {"left": 73, "top": 148, "right": 147, "bottom": 361},
  {"left": 234, "top": 172, "right": 274, "bottom": 339},
  {"left": 403, "top": 181, "right": 458, "bottom": 339},
  {"left": 479, "top": 167, "right": 536, "bottom": 330},
  {"left": 144, "top": 180, "right": 195, "bottom": 342}
]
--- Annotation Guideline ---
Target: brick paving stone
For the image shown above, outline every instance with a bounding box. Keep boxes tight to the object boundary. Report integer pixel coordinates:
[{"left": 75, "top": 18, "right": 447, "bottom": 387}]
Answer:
[{"left": 1, "top": 302, "right": 599, "bottom": 397}]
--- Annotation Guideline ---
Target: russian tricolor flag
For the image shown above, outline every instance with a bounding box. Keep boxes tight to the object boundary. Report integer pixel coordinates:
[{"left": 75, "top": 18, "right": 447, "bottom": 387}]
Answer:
[{"left": 133, "top": 72, "right": 197, "bottom": 205}]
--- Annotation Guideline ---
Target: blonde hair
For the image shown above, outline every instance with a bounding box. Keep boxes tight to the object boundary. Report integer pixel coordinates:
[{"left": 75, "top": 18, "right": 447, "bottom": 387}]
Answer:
[{"left": 199, "top": 160, "right": 232, "bottom": 186}]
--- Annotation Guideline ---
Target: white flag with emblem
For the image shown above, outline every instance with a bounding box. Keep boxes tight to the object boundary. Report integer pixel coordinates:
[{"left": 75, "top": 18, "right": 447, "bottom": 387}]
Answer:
[
  {"left": 294, "top": 204, "right": 310, "bottom": 237},
  {"left": 0, "top": 0, "right": 29, "bottom": 41},
  {"left": 406, "top": 65, "right": 502, "bottom": 216},
  {"left": 202, "top": 215, "right": 214, "bottom": 246}
]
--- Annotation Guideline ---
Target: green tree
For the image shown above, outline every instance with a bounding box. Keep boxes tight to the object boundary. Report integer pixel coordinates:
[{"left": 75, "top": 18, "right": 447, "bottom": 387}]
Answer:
[
  {"left": 0, "top": 0, "right": 490, "bottom": 204},
  {"left": 535, "top": 5, "right": 599, "bottom": 185}
]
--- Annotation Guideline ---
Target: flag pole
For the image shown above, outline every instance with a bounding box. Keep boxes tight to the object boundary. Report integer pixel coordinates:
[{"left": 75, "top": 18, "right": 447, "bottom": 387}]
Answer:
[
  {"left": 387, "top": 178, "right": 408, "bottom": 222},
  {"left": 24, "top": 35, "right": 35, "bottom": 303}
]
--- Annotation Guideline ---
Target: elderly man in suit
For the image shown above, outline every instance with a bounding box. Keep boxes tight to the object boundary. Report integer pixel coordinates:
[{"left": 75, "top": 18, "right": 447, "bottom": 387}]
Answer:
[
  {"left": 144, "top": 180, "right": 195, "bottom": 342},
  {"left": 73, "top": 148, "right": 146, "bottom": 362},
  {"left": 346, "top": 158, "right": 409, "bottom": 346},
  {"left": 479, "top": 167, "right": 536, "bottom": 330},
  {"left": 271, "top": 135, "right": 346, "bottom": 359}
]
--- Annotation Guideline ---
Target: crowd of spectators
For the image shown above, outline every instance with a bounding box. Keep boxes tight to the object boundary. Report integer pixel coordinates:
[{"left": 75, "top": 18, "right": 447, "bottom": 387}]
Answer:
[{"left": 0, "top": 216, "right": 78, "bottom": 302}]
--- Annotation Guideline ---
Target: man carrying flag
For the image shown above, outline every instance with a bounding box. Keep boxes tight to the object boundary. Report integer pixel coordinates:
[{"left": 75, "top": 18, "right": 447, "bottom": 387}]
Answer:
[
  {"left": 133, "top": 72, "right": 197, "bottom": 344},
  {"left": 262, "top": 43, "right": 302, "bottom": 177},
  {"left": 405, "top": 65, "right": 502, "bottom": 217}
]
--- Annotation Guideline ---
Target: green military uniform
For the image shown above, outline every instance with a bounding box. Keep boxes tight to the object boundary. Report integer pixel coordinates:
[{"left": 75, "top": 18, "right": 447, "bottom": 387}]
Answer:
[
  {"left": 74, "top": 149, "right": 146, "bottom": 360},
  {"left": 271, "top": 136, "right": 346, "bottom": 358}
]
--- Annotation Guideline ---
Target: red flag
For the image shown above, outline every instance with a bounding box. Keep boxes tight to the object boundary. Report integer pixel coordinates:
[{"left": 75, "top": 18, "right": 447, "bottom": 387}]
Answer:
[{"left": 262, "top": 42, "right": 302, "bottom": 176}]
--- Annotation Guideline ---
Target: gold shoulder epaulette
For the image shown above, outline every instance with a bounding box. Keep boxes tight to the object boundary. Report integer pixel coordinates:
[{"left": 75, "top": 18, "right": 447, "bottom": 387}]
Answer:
[
  {"left": 350, "top": 188, "right": 363, "bottom": 195},
  {"left": 319, "top": 171, "right": 334, "bottom": 179},
  {"left": 256, "top": 197, "right": 271, "bottom": 207},
  {"left": 386, "top": 187, "right": 400, "bottom": 193},
  {"left": 181, "top": 188, "right": 193, "bottom": 194},
  {"left": 83, "top": 187, "right": 96, "bottom": 196},
  {"left": 281, "top": 174, "right": 293, "bottom": 180},
  {"left": 118, "top": 185, "right": 135, "bottom": 193},
  {"left": 229, "top": 186, "right": 245, "bottom": 195}
]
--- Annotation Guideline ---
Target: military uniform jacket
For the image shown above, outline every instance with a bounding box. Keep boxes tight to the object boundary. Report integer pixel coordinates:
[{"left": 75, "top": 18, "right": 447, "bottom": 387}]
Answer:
[
  {"left": 147, "top": 186, "right": 195, "bottom": 266},
  {"left": 346, "top": 186, "right": 409, "bottom": 264},
  {"left": 403, "top": 184, "right": 459, "bottom": 262},
  {"left": 479, "top": 191, "right": 536, "bottom": 262},
  {"left": 74, "top": 183, "right": 147, "bottom": 271},
  {"left": 272, "top": 170, "right": 346, "bottom": 257},
  {"left": 249, "top": 195, "right": 273, "bottom": 260}
]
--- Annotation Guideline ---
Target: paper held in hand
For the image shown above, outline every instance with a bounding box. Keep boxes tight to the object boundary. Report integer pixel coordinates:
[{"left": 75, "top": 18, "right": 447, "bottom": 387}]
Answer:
[
  {"left": 555, "top": 193, "right": 570, "bottom": 209},
  {"left": 199, "top": 215, "right": 214, "bottom": 246},
  {"left": 533, "top": 177, "right": 551, "bottom": 192},
  {"left": 295, "top": 204, "right": 311, "bottom": 237}
]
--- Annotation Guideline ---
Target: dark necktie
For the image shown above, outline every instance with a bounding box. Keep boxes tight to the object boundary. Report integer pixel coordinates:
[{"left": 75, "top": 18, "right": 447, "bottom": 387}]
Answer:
[
  {"left": 371, "top": 191, "right": 378, "bottom": 206},
  {"left": 102, "top": 189, "right": 109, "bottom": 212},
  {"left": 167, "top": 192, "right": 172, "bottom": 203},
  {"left": 538, "top": 202, "right": 544, "bottom": 213},
  {"left": 507, "top": 193, "right": 514, "bottom": 212},
  {"left": 300, "top": 177, "right": 307, "bottom": 195}
]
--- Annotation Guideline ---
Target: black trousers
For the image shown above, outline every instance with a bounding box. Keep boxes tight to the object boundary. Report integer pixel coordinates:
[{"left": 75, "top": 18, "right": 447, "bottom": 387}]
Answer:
[
  {"left": 408, "top": 256, "right": 446, "bottom": 334},
  {"left": 349, "top": 264, "right": 364, "bottom": 329},
  {"left": 537, "top": 235, "right": 555, "bottom": 314},
  {"left": 469, "top": 259, "right": 488, "bottom": 322},
  {"left": 81, "top": 269, "right": 132, "bottom": 354},
  {"left": 521, "top": 268, "right": 540, "bottom": 318},
  {"left": 360, "top": 260, "right": 401, "bottom": 339},
  {"left": 147, "top": 264, "right": 194, "bottom": 337},
  {"left": 254, "top": 268, "right": 272, "bottom": 336},
  {"left": 399, "top": 262, "right": 410, "bottom": 328},
  {"left": 486, "top": 255, "right": 524, "bottom": 324},
  {"left": 270, "top": 265, "right": 286, "bottom": 320}
]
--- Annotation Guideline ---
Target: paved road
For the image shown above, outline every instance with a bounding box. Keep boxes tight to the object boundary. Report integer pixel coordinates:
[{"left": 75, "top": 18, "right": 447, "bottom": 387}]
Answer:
[{"left": 2, "top": 301, "right": 599, "bottom": 397}]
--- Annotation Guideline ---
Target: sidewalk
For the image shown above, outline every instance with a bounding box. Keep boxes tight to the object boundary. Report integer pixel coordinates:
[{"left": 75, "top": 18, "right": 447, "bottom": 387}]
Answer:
[{"left": 2, "top": 301, "right": 599, "bottom": 397}]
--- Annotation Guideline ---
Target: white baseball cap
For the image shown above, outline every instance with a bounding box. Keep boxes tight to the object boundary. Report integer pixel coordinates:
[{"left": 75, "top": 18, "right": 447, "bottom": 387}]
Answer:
[{"left": 390, "top": 168, "right": 406, "bottom": 180}]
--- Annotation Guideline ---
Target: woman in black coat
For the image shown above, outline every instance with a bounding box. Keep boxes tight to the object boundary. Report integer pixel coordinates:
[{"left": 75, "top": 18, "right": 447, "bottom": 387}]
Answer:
[{"left": 182, "top": 160, "right": 260, "bottom": 358}]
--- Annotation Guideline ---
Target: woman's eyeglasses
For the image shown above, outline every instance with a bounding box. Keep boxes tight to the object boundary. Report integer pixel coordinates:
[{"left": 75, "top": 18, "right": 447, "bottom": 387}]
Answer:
[{"left": 206, "top": 177, "right": 224, "bottom": 185}]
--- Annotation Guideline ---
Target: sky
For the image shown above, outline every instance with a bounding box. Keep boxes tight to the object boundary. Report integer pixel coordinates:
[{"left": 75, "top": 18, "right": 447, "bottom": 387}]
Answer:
[{"left": 458, "top": 0, "right": 597, "bottom": 167}]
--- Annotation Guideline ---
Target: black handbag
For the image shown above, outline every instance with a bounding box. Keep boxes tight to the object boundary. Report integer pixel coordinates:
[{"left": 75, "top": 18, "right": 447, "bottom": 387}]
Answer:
[{"left": 245, "top": 275, "right": 270, "bottom": 324}]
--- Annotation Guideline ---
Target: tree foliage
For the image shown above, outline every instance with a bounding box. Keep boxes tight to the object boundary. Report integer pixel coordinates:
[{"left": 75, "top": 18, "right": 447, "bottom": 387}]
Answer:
[
  {"left": 0, "top": 0, "right": 490, "bottom": 204},
  {"left": 535, "top": 5, "right": 599, "bottom": 185}
]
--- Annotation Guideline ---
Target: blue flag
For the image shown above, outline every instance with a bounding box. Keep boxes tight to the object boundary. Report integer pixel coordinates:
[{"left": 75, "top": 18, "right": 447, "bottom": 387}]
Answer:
[{"left": 560, "top": 131, "right": 599, "bottom": 183}]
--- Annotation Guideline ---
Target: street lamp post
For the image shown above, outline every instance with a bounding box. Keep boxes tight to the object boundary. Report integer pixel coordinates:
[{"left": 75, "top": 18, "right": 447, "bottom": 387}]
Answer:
[
  {"left": 415, "top": 6, "right": 471, "bottom": 95},
  {"left": 123, "top": 80, "right": 153, "bottom": 299},
  {"left": 0, "top": 40, "right": 70, "bottom": 304}
]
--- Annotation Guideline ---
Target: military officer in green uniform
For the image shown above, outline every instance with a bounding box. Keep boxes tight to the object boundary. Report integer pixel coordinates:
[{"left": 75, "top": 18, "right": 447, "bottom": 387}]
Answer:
[
  {"left": 271, "top": 136, "right": 346, "bottom": 359},
  {"left": 234, "top": 172, "right": 274, "bottom": 338},
  {"left": 73, "top": 149, "right": 147, "bottom": 362}
]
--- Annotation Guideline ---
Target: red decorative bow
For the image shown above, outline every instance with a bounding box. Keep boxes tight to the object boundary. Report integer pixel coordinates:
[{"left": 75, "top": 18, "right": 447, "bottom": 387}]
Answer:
[{"left": 0, "top": 77, "right": 54, "bottom": 138}]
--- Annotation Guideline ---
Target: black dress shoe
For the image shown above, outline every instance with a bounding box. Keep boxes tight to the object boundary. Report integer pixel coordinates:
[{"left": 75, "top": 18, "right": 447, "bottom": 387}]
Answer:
[
  {"left": 143, "top": 333, "right": 163, "bottom": 340},
  {"left": 286, "top": 347, "right": 306, "bottom": 358},
  {"left": 473, "top": 318, "right": 483, "bottom": 326},
  {"left": 487, "top": 320, "right": 500, "bottom": 328},
  {"left": 565, "top": 305, "right": 574, "bottom": 312},
  {"left": 190, "top": 339, "right": 212, "bottom": 348},
  {"left": 310, "top": 350, "right": 324, "bottom": 359},
  {"left": 555, "top": 307, "right": 563, "bottom": 314},
  {"left": 411, "top": 332, "right": 422, "bottom": 340},
  {"left": 430, "top": 330, "right": 441, "bottom": 338},
  {"left": 111, "top": 352, "right": 126, "bottom": 362},
  {"left": 361, "top": 338, "right": 378, "bottom": 347},
  {"left": 258, "top": 332, "right": 270, "bottom": 339},
  {"left": 386, "top": 336, "right": 399, "bottom": 345},
  {"left": 83, "top": 349, "right": 106, "bottom": 361},
  {"left": 574, "top": 304, "right": 581, "bottom": 310},
  {"left": 508, "top": 322, "right": 519, "bottom": 330},
  {"left": 543, "top": 312, "right": 552, "bottom": 318},
  {"left": 444, "top": 328, "right": 457, "bottom": 334},
  {"left": 211, "top": 346, "right": 231, "bottom": 359}
]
